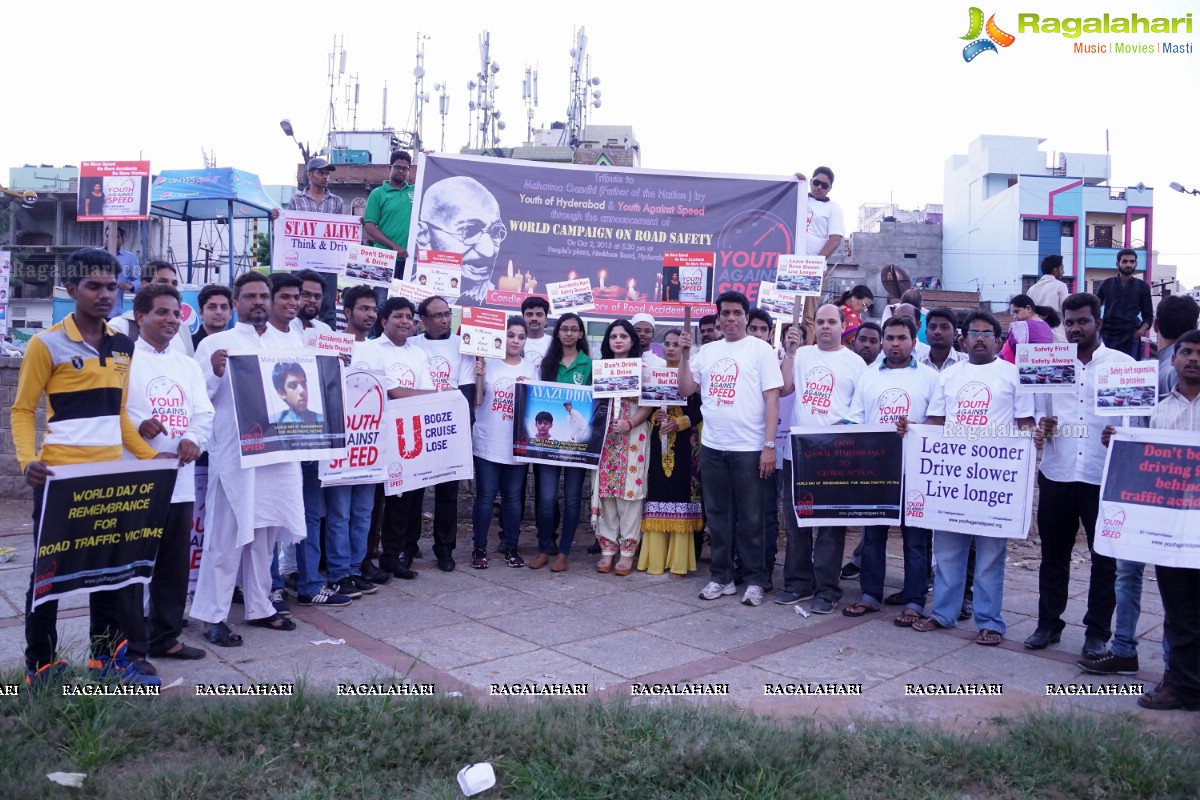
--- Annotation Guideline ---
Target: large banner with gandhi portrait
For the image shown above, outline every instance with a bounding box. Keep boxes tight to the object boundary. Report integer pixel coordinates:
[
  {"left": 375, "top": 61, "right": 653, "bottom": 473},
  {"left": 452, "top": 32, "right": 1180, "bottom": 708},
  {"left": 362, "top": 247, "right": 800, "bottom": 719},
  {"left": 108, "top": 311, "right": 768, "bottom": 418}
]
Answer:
[{"left": 406, "top": 153, "right": 802, "bottom": 319}]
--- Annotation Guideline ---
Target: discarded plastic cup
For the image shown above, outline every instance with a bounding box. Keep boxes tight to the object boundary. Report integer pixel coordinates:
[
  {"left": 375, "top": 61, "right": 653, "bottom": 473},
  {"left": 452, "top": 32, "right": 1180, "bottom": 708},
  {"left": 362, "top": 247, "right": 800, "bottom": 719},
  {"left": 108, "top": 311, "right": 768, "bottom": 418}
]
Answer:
[{"left": 457, "top": 762, "right": 496, "bottom": 796}]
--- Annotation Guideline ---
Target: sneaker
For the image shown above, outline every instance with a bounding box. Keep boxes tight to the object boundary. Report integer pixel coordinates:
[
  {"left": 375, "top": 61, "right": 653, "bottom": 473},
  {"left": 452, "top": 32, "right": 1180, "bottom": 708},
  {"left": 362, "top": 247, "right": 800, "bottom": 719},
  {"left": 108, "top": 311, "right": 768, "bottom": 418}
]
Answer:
[
  {"left": 333, "top": 577, "right": 364, "bottom": 599},
  {"left": 1078, "top": 651, "right": 1139, "bottom": 675},
  {"left": 774, "top": 591, "right": 814, "bottom": 605},
  {"left": 741, "top": 586, "right": 765, "bottom": 607},
  {"left": 297, "top": 586, "right": 353, "bottom": 607},
  {"left": 471, "top": 548, "right": 490, "bottom": 569},
  {"left": 699, "top": 581, "right": 737, "bottom": 600},
  {"left": 349, "top": 575, "right": 378, "bottom": 595},
  {"left": 87, "top": 640, "right": 161, "bottom": 687},
  {"left": 810, "top": 598, "right": 837, "bottom": 615},
  {"left": 25, "top": 659, "right": 69, "bottom": 691},
  {"left": 502, "top": 549, "right": 525, "bottom": 568},
  {"left": 269, "top": 588, "right": 292, "bottom": 616},
  {"left": 840, "top": 562, "right": 860, "bottom": 580}
]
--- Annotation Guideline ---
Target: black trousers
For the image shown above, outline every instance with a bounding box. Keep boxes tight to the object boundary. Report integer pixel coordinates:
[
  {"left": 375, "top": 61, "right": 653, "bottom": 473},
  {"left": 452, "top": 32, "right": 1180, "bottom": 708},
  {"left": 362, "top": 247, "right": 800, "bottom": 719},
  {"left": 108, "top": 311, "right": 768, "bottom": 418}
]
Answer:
[
  {"left": 1035, "top": 474, "right": 1115, "bottom": 639},
  {"left": 1156, "top": 565, "right": 1200, "bottom": 704},
  {"left": 25, "top": 488, "right": 127, "bottom": 671},
  {"left": 380, "top": 481, "right": 459, "bottom": 560},
  {"left": 121, "top": 501, "right": 194, "bottom": 657}
]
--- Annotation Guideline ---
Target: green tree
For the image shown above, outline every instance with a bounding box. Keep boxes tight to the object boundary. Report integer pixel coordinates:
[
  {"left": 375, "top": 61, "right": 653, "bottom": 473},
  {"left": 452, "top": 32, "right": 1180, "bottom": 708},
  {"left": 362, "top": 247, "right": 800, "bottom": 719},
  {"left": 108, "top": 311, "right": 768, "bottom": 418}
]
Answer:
[{"left": 253, "top": 232, "right": 271, "bottom": 266}]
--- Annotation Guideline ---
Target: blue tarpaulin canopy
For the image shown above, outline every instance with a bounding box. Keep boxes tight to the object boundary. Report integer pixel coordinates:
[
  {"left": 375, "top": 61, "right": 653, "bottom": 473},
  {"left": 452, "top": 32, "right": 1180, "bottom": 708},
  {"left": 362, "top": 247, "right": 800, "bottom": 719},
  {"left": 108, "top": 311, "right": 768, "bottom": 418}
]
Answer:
[{"left": 150, "top": 168, "right": 277, "bottom": 284}]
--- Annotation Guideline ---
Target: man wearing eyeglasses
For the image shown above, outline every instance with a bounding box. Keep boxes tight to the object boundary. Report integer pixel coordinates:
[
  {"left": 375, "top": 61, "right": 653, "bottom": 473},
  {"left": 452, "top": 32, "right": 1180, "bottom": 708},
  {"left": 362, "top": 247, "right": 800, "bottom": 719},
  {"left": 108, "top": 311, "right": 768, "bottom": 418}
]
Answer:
[
  {"left": 289, "top": 269, "right": 333, "bottom": 335},
  {"left": 364, "top": 151, "right": 415, "bottom": 269},
  {"left": 416, "top": 176, "right": 506, "bottom": 306},
  {"left": 410, "top": 295, "right": 477, "bottom": 571}
]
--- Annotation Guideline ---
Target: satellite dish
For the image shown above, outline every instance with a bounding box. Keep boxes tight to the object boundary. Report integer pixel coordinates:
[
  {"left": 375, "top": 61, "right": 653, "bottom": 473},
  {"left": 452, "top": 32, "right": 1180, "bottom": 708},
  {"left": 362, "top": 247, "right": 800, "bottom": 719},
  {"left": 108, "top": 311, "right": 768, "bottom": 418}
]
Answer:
[
  {"left": 414, "top": 66, "right": 425, "bottom": 78},
  {"left": 880, "top": 265, "right": 912, "bottom": 299},
  {"left": 497, "top": 121, "right": 507, "bottom": 130}
]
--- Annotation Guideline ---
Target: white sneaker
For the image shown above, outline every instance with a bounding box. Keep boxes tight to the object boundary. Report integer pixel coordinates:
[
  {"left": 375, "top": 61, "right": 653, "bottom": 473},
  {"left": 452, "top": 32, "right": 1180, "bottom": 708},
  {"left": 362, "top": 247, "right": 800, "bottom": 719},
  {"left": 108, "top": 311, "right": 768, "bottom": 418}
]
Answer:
[
  {"left": 741, "top": 586, "right": 764, "bottom": 607},
  {"left": 699, "top": 581, "right": 736, "bottom": 600}
]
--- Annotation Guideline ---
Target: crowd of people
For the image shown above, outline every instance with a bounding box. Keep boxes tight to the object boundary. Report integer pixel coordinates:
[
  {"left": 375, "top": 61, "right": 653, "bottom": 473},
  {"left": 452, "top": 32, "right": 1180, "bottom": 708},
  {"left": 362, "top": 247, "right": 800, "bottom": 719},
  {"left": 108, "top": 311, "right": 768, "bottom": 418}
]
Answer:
[{"left": 11, "top": 163, "right": 1200, "bottom": 714}]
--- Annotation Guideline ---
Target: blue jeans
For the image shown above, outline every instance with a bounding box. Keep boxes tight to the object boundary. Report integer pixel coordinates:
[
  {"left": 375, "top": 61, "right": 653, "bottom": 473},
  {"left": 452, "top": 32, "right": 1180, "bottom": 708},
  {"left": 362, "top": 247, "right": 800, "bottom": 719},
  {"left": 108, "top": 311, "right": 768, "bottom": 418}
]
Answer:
[
  {"left": 324, "top": 483, "right": 374, "bottom": 582},
  {"left": 295, "top": 461, "right": 327, "bottom": 597},
  {"left": 535, "top": 464, "right": 586, "bottom": 556},
  {"left": 930, "top": 531, "right": 1007, "bottom": 634},
  {"left": 474, "top": 458, "right": 525, "bottom": 551},
  {"left": 700, "top": 446, "right": 769, "bottom": 588},
  {"left": 1113, "top": 559, "right": 1171, "bottom": 667},
  {"left": 860, "top": 523, "right": 929, "bottom": 612}
]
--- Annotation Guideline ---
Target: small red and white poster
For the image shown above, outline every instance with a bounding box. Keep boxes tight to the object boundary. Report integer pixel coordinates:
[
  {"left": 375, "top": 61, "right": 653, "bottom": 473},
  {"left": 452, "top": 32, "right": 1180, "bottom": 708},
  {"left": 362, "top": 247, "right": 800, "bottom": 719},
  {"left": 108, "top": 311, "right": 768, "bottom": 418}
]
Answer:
[
  {"left": 662, "top": 252, "right": 715, "bottom": 304},
  {"left": 460, "top": 307, "right": 508, "bottom": 358},
  {"left": 413, "top": 263, "right": 463, "bottom": 299},
  {"left": 304, "top": 329, "right": 357, "bottom": 358},
  {"left": 593, "top": 358, "right": 642, "bottom": 398},
  {"left": 546, "top": 277, "right": 595, "bottom": 315},
  {"left": 757, "top": 281, "right": 796, "bottom": 320},
  {"left": 77, "top": 160, "right": 151, "bottom": 221},
  {"left": 775, "top": 254, "right": 826, "bottom": 298},
  {"left": 273, "top": 211, "right": 362, "bottom": 275},
  {"left": 1016, "top": 343, "right": 1077, "bottom": 394},
  {"left": 389, "top": 279, "right": 437, "bottom": 304},
  {"left": 345, "top": 245, "right": 397, "bottom": 287}
]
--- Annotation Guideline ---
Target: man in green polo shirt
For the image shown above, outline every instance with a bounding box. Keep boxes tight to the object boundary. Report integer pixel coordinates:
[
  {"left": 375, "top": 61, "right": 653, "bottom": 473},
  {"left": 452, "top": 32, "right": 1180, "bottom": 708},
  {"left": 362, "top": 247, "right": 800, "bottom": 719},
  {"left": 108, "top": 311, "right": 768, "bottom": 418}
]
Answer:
[{"left": 363, "top": 150, "right": 415, "bottom": 273}]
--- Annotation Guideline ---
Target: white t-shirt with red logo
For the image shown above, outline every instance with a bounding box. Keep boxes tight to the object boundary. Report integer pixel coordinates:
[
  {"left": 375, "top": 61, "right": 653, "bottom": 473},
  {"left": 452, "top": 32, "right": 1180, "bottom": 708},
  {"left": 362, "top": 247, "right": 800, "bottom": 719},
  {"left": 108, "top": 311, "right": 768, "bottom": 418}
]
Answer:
[
  {"left": 473, "top": 359, "right": 536, "bottom": 464},
  {"left": 413, "top": 334, "right": 475, "bottom": 391},
  {"left": 846, "top": 358, "right": 940, "bottom": 426},
  {"left": 785, "top": 344, "right": 865, "bottom": 458},
  {"left": 688, "top": 335, "right": 784, "bottom": 452},
  {"left": 928, "top": 357, "right": 1033, "bottom": 428},
  {"left": 522, "top": 334, "right": 551, "bottom": 375},
  {"left": 360, "top": 337, "right": 433, "bottom": 391},
  {"left": 124, "top": 339, "right": 215, "bottom": 503}
]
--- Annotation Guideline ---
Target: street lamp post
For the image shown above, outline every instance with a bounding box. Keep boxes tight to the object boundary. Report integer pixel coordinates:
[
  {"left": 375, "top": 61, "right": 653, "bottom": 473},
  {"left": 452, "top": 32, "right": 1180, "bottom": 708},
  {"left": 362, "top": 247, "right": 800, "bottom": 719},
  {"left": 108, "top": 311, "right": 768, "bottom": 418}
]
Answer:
[
  {"left": 1169, "top": 181, "right": 1200, "bottom": 197},
  {"left": 280, "top": 119, "right": 312, "bottom": 171}
]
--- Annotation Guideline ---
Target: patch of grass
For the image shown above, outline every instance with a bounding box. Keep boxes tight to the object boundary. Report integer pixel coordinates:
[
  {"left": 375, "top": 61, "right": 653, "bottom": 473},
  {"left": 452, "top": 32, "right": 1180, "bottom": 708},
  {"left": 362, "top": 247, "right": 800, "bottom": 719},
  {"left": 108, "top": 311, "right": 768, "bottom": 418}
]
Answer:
[{"left": 2, "top": 685, "right": 1200, "bottom": 799}]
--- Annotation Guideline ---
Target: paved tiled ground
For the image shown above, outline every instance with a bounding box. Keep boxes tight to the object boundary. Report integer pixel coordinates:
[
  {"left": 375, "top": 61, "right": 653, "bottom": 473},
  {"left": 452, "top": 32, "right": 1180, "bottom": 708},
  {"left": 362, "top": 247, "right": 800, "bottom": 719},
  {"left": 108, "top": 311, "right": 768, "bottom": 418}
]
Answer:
[{"left": 0, "top": 496, "right": 1172, "bottom": 726}]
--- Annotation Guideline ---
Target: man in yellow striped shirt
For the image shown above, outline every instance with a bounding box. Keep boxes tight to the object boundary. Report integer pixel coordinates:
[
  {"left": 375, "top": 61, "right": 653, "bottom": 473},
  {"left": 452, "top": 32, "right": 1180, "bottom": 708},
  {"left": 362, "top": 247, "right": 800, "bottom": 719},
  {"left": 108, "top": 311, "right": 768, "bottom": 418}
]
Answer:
[{"left": 12, "top": 248, "right": 168, "bottom": 688}]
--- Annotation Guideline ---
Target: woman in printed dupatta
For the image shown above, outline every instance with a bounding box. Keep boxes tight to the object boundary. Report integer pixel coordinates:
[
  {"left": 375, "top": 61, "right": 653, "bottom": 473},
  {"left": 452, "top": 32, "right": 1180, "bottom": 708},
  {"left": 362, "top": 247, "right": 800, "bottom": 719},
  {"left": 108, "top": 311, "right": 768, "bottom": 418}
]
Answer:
[{"left": 638, "top": 329, "right": 703, "bottom": 578}]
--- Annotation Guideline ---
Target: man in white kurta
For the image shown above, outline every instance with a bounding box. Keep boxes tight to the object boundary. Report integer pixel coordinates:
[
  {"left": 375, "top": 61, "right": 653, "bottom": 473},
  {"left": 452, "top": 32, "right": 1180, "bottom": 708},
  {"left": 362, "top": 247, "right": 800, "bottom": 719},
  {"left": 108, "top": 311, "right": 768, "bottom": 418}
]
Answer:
[{"left": 191, "top": 273, "right": 306, "bottom": 644}]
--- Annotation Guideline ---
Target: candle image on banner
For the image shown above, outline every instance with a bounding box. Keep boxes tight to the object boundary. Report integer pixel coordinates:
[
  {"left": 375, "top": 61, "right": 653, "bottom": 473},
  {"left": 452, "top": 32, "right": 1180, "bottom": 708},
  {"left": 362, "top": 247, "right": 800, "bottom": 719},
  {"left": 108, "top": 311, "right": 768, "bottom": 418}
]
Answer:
[
  {"left": 775, "top": 254, "right": 825, "bottom": 298},
  {"left": 460, "top": 307, "right": 508, "bottom": 358},
  {"left": 661, "top": 252, "right": 715, "bottom": 304},
  {"left": 77, "top": 160, "right": 151, "bottom": 221},
  {"left": 757, "top": 281, "right": 796, "bottom": 320},
  {"left": 1096, "top": 428, "right": 1200, "bottom": 568},
  {"left": 901, "top": 424, "right": 1036, "bottom": 538},
  {"left": 1016, "top": 343, "right": 1076, "bottom": 394},
  {"left": 345, "top": 244, "right": 397, "bottom": 287},
  {"left": 594, "top": 358, "right": 642, "bottom": 398},
  {"left": 641, "top": 365, "right": 686, "bottom": 406},
  {"left": 547, "top": 277, "right": 595, "bottom": 315},
  {"left": 512, "top": 381, "right": 605, "bottom": 469},
  {"left": 273, "top": 210, "right": 362, "bottom": 275},
  {"left": 228, "top": 352, "right": 347, "bottom": 468},
  {"left": 1094, "top": 362, "right": 1158, "bottom": 416}
]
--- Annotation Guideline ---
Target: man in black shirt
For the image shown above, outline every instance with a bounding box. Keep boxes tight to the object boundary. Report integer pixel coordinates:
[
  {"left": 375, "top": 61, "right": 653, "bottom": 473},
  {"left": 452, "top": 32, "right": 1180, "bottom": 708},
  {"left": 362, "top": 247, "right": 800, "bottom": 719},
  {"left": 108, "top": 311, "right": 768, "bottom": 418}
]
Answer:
[{"left": 1095, "top": 249, "right": 1153, "bottom": 360}]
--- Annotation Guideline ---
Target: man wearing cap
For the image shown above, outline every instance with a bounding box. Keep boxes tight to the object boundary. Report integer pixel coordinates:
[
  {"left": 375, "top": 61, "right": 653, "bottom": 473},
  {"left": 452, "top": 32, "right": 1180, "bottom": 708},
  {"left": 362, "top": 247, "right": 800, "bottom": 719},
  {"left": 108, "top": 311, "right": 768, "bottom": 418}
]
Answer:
[
  {"left": 632, "top": 313, "right": 665, "bottom": 367},
  {"left": 272, "top": 157, "right": 345, "bottom": 327}
]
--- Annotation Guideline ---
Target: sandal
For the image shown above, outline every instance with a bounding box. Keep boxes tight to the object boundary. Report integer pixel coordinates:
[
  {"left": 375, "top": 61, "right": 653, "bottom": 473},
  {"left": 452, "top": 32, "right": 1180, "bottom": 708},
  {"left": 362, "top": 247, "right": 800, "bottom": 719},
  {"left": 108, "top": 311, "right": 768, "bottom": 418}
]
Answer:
[
  {"left": 959, "top": 601, "right": 974, "bottom": 621},
  {"left": 203, "top": 621, "right": 243, "bottom": 647},
  {"left": 974, "top": 628, "right": 1003, "bottom": 646},
  {"left": 842, "top": 601, "right": 880, "bottom": 618},
  {"left": 912, "top": 616, "right": 949, "bottom": 633},
  {"left": 247, "top": 613, "right": 296, "bottom": 631},
  {"left": 893, "top": 609, "right": 923, "bottom": 628},
  {"left": 614, "top": 556, "right": 634, "bottom": 576},
  {"left": 596, "top": 555, "right": 616, "bottom": 574}
]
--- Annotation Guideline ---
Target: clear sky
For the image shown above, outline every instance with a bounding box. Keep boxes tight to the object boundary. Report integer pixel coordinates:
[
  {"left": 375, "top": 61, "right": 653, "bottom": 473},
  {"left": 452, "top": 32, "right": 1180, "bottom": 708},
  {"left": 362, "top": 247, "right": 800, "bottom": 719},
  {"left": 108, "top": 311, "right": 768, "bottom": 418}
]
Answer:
[{"left": 6, "top": 1, "right": 1198, "bottom": 287}]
